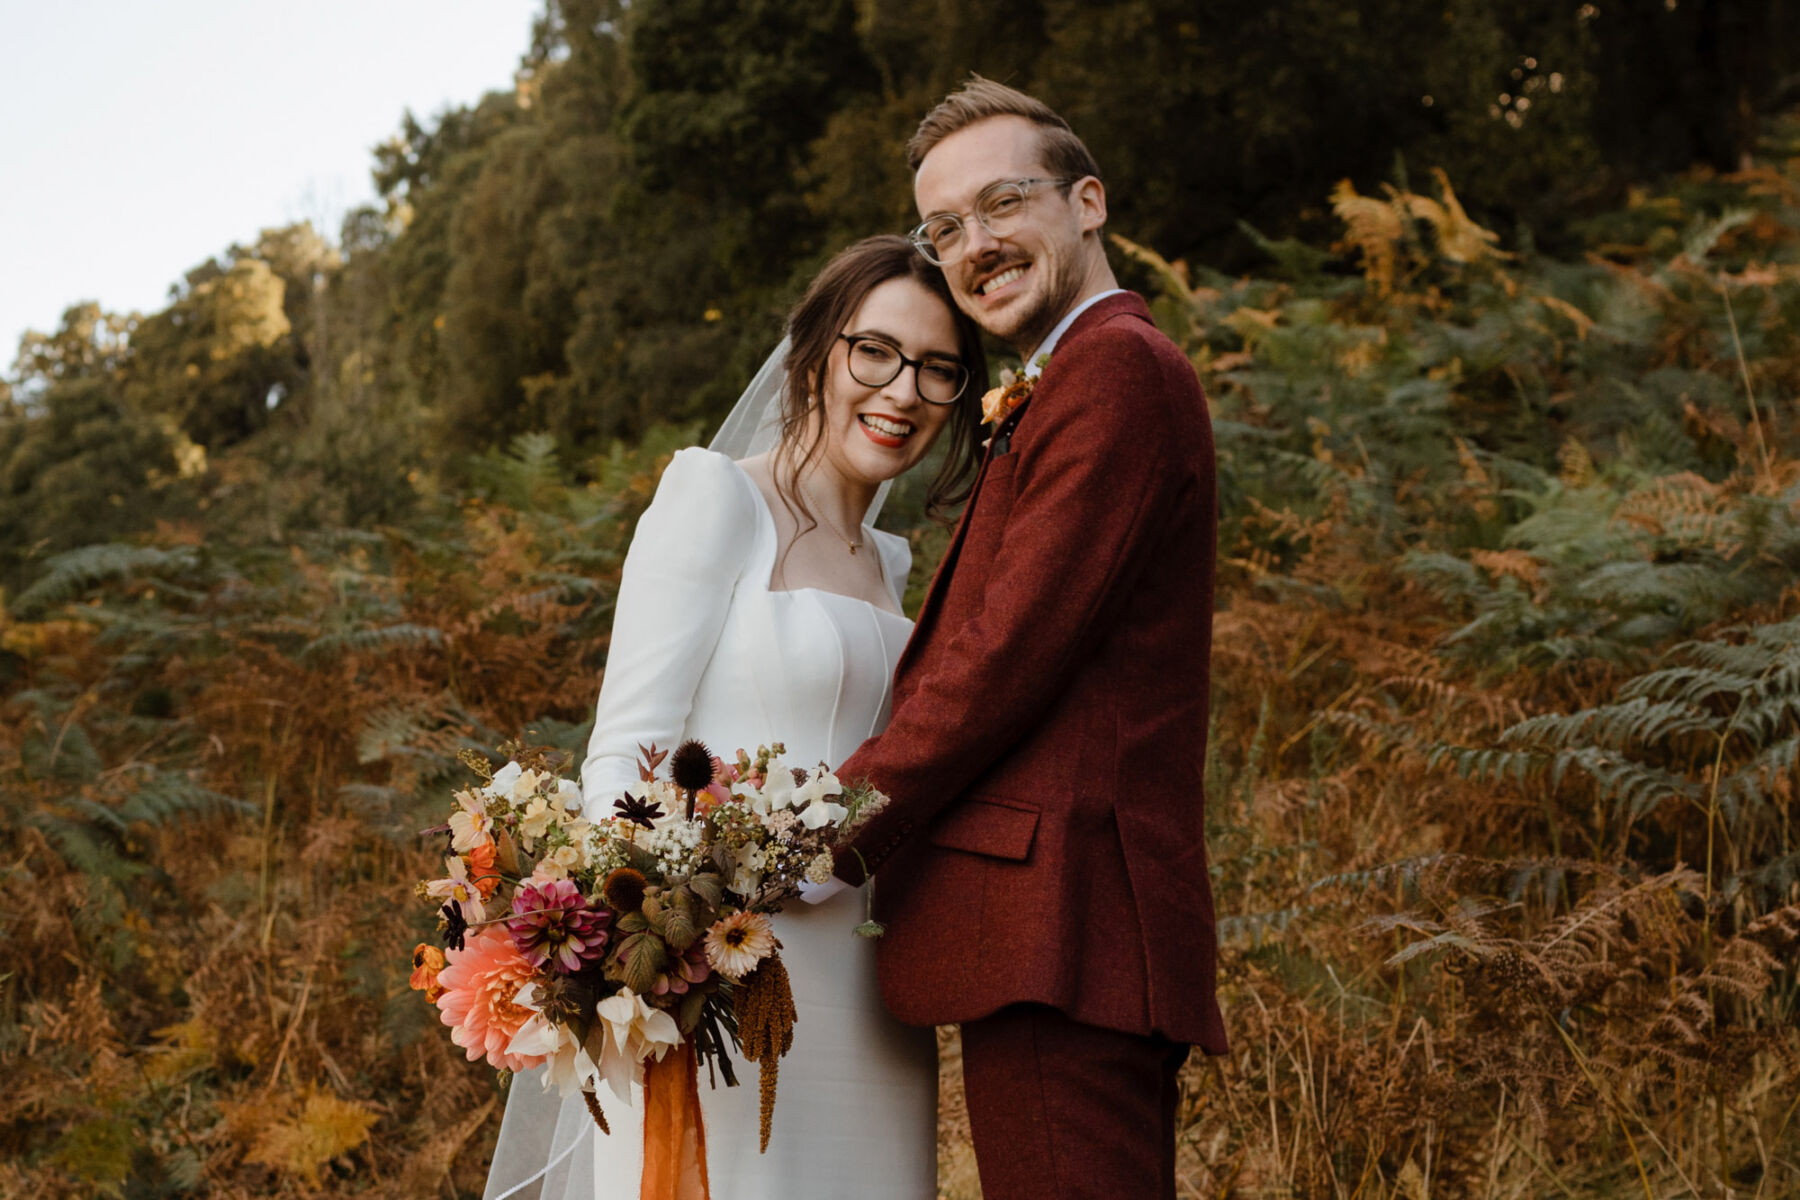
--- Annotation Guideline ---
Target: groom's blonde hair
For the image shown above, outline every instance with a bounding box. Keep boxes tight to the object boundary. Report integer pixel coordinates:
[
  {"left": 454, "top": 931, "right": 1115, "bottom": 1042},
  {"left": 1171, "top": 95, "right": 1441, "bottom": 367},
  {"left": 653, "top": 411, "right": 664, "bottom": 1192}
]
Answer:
[{"left": 906, "top": 75, "right": 1103, "bottom": 183}]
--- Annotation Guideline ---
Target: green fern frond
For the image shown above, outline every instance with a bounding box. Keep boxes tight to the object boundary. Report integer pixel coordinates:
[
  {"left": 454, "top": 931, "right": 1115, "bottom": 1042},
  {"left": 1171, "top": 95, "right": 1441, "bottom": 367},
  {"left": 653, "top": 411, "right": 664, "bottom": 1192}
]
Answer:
[
  {"left": 1502, "top": 697, "right": 1718, "bottom": 751},
  {"left": 12, "top": 544, "right": 203, "bottom": 615},
  {"left": 301, "top": 623, "right": 445, "bottom": 663},
  {"left": 1618, "top": 664, "right": 1759, "bottom": 706},
  {"left": 115, "top": 770, "right": 249, "bottom": 827}
]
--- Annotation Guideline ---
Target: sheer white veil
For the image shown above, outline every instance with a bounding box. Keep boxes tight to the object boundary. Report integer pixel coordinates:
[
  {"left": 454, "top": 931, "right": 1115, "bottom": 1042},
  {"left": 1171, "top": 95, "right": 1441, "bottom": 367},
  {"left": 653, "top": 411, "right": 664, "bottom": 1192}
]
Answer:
[
  {"left": 707, "top": 335, "right": 789, "bottom": 459},
  {"left": 707, "top": 335, "right": 891, "bottom": 525}
]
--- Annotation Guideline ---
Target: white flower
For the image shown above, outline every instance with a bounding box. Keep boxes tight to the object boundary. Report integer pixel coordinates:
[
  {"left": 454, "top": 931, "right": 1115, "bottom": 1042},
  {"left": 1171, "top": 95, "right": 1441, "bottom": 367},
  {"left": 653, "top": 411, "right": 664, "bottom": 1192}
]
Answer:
[
  {"left": 507, "top": 984, "right": 598, "bottom": 1097},
  {"left": 758, "top": 758, "right": 797, "bottom": 813},
  {"left": 727, "top": 844, "right": 767, "bottom": 896},
  {"left": 517, "top": 797, "right": 556, "bottom": 843},
  {"left": 526, "top": 843, "right": 582, "bottom": 884},
  {"left": 562, "top": 818, "right": 594, "bottom": 861},
  {"left": 556, "top": 778, "right": 582, "bottom": 808},
  {"left": 793, "top": 767, "right": 848, "bottom": 830},
  {"left": 510, "top": 767, "right": 550, "bottom": 804},
  {"left": 483, "top": 761, "right": 524, "bottom": 799},
  {"left": 593, "top": 989, "right": 683, "bottom": 1103},
  {"left": 448, "top": 789, "right": 492, "bottom": 853}
]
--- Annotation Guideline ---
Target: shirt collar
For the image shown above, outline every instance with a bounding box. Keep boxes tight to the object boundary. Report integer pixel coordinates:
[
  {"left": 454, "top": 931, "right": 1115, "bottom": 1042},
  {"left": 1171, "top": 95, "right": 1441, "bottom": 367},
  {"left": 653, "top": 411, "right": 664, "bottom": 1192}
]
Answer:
[{"left": 1022, "top": 288, "right": 1128, "bottom": 378}]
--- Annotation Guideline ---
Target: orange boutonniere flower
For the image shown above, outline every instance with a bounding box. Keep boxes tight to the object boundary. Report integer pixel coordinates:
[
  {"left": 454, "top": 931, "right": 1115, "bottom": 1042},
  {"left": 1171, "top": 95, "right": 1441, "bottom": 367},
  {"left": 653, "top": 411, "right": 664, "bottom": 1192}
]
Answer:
[
  {"left": 980, "top": 369, "right": 1034, "bottom": 426},
  {"left": 978, "top": 353, "right": 1052, "bottom": 426}
]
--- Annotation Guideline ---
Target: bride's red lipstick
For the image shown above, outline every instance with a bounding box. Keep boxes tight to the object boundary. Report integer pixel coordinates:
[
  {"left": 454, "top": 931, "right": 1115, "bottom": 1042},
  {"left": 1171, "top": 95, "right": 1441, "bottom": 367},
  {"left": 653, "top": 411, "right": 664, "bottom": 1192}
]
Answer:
[{"left": 858, "top": 414, "right": 912, "bottom": 449}]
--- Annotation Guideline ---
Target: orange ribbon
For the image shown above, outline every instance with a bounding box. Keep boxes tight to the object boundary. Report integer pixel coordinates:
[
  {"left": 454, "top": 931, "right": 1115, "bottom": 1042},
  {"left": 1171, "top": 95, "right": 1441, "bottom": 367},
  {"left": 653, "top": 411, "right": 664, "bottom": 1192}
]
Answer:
[{"left": 640, "top": 1040, "right": 710, "bottom": 1200}]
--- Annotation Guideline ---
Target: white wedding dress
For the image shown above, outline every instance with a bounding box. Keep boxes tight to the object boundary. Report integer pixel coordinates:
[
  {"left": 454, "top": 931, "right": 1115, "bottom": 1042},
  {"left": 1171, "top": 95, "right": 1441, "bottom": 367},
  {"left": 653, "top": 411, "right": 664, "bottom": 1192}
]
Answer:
[{"left": 482, "top": 447, "right": 938, "bottom": 1200}]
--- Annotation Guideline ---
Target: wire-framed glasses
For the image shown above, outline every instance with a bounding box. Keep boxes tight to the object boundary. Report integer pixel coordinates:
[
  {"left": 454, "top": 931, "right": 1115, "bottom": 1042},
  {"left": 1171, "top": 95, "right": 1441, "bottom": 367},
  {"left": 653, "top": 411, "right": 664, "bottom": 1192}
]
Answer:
[
  {"left": 837, "top": 334, "right": 970, "bottom": 405},
  {"left": 908, "top": 177, "right": 1076, "bottom": 266}
]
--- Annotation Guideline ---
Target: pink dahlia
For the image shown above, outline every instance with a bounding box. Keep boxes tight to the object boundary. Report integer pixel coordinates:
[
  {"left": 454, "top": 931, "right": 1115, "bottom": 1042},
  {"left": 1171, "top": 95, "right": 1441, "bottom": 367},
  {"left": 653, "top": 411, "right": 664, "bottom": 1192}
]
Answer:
[
  {"left": 507, "top": 878, "right": 611, "bottom": 973},
  {"left": 435, "top": 927, "right": 545, "bottom": 1072}
]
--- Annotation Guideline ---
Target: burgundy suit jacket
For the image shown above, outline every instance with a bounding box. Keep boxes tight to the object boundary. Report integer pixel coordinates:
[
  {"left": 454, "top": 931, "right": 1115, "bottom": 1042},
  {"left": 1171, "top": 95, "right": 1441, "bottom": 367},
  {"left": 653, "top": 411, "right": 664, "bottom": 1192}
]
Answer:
[{"left": 836, "top": 292, "right": 1228, "bottom": 1053}]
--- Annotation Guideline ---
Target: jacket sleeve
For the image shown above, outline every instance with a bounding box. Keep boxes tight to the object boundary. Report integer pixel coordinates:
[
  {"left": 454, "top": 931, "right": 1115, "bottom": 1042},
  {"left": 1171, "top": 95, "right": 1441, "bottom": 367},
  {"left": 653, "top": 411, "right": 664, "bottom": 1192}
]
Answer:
[
  {"left": 579, "top": 448, "right": 756, "bottom": 818},
  {"left": 836, "top": 322, "right": 1191, "bottom": 879}
]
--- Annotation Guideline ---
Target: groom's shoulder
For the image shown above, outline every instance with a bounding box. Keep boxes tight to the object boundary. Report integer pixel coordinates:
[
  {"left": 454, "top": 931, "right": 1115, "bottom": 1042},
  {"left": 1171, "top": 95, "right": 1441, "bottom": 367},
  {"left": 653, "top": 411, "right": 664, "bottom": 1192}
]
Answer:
[{"left": 1048, "top": 294, "right": 1201, "bottom": 403}]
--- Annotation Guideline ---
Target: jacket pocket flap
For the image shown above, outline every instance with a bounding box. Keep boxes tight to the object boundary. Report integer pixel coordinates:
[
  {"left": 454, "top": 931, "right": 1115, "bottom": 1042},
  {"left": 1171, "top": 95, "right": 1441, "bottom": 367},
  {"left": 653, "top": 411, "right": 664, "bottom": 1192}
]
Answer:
[{"left": 929, "top": 797, "right": 1039, "bottom": 861}]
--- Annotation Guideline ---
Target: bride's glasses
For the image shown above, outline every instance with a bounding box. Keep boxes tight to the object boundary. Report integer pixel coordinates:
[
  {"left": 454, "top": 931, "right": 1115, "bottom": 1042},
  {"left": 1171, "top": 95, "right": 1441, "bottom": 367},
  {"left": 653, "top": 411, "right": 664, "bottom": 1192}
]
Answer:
[
  {"left": 838, "top": 334, "right": 971, "bottom": 405},
  {"left": 908, "top": 177, "right": 1077, "bottom": 266}
]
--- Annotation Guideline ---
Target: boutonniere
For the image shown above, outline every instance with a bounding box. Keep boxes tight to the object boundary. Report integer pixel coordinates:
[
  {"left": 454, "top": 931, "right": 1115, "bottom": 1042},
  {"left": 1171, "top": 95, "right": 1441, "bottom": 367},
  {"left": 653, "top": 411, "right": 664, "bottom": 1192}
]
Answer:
[{"left": 979, "top": 354, "right": 1051, "bottom": 426}]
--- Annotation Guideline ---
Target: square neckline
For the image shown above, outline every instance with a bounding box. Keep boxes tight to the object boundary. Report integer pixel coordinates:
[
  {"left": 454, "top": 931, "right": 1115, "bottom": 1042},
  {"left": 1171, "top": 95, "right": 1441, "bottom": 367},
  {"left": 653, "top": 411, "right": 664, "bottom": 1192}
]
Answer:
[{"left": 724, "top": 456, "right": 911, "bottom": 621}]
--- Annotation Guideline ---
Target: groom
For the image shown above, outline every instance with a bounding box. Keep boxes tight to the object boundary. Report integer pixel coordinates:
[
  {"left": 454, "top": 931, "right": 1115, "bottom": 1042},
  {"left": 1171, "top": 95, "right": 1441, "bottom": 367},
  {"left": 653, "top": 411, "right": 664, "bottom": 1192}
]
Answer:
[{"left": 831, "top": 78, "right": 1227, "bottom": 1198}]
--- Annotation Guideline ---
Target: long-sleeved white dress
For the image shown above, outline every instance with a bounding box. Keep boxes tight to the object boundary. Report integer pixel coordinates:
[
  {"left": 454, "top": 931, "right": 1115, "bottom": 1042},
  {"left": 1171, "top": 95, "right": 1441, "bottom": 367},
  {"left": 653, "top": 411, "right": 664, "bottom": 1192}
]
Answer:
[{"left": 481, "top": 447, "right": 938, "bottom": 1200}]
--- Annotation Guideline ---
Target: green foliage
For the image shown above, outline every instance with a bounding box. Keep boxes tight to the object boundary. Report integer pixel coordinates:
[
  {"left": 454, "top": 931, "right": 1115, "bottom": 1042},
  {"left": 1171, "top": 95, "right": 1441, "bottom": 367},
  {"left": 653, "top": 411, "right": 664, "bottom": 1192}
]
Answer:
[{"left": 0, "top": 380, "right": 190, "bottom": 584}]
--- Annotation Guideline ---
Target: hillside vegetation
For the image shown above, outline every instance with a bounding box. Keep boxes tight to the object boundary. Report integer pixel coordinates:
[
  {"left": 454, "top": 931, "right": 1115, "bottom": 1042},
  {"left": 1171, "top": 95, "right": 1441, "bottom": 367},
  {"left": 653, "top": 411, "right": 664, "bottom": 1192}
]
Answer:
[{"left": 3, "top": 2, "right": 1799, "bottom": 1195}]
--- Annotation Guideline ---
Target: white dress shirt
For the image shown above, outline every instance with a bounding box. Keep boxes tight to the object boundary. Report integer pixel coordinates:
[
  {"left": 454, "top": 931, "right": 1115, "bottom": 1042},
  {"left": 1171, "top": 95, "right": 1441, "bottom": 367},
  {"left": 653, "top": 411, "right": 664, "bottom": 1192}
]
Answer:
[{"left": 1023, "top": 287, "right": 1128, "bottom": 378}]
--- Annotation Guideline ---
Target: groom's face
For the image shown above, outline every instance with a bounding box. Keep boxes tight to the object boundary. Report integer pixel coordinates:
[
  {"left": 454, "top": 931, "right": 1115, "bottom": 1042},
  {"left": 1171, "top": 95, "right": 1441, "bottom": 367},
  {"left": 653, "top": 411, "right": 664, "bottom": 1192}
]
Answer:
[{"left": 914, "top": 115, "right": 1094, "bottom": 352}]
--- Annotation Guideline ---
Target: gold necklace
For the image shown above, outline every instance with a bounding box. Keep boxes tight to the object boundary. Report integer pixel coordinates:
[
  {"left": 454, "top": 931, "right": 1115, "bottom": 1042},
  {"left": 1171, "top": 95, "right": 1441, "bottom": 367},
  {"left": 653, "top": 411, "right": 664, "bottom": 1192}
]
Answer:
[{"left": 801, "top": 481, "right": 865, "bottom": 555}]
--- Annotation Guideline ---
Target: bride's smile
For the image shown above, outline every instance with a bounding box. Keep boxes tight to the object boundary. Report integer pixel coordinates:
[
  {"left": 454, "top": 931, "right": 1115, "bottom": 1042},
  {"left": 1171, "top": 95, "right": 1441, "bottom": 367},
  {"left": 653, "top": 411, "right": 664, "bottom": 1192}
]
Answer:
[{"left": 856, "top": 412, "right": 915, "bottom": 447}]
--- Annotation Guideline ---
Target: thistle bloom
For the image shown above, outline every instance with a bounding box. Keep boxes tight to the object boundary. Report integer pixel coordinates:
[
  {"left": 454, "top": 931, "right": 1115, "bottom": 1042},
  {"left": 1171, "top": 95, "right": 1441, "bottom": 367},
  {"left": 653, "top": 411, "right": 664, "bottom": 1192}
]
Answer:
[
  {"left": 703, "top": 910, "right": 776, "bottom": 981},
  {"left": 507, "top": 878, "right": 611, "bottom": 973},
  {"left": 435, "top": 927, "right": 545, "bottom": 1072}
]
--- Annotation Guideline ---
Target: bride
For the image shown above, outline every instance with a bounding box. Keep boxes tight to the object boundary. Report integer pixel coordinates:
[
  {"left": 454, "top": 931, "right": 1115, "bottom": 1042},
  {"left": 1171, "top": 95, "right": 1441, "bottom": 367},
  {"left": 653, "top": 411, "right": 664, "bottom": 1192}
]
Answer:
[{"left": 482, "top": 235, "right": 987, "bottom": 1199}]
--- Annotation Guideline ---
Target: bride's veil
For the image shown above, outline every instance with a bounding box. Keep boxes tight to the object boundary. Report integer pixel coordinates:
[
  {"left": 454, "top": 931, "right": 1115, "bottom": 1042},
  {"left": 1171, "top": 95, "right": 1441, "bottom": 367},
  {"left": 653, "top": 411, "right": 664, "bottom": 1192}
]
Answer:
[
  {"left": 482, "top": 335, "right": 896, "bottom": 1199},
  {"left": 708, "top": 335, "right": 892, "bottom": 525}
]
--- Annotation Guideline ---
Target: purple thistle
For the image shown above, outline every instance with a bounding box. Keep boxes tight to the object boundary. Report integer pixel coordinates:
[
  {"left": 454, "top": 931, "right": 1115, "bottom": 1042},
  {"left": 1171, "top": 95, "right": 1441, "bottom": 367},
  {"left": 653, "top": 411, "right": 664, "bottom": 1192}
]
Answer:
[{"left": 507, "top": 879, "right": 611, "bottom": 973}]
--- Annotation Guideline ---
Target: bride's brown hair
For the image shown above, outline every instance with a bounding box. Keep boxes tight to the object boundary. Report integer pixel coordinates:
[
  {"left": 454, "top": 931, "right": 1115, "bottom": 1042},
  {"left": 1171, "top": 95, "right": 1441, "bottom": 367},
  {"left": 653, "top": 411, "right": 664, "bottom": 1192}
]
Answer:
[{"left": 774, "top": 235, "right": 986, "bottom": 530}]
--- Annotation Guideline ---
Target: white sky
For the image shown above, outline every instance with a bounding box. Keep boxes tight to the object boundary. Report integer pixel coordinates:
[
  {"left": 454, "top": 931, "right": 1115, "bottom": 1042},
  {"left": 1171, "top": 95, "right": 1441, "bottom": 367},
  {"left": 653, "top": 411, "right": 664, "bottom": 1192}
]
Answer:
[{"left": 1, "top": 0, "right": 542, "bottom": 367}]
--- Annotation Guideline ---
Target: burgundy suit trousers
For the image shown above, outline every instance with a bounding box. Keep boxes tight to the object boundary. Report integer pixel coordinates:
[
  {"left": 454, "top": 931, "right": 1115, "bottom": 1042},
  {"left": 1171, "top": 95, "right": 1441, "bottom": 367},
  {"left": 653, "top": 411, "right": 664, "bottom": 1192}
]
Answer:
[{"left": 960, "top": 1004, "right": 1189, "bottom": 1200}]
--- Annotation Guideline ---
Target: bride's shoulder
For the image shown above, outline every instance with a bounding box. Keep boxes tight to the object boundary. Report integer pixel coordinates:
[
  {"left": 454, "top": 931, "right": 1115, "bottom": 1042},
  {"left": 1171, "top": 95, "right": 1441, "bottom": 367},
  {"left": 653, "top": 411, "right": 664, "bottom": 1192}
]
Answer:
[
  {"left": 636, "top": 447, "right": 763, "bottom": 563},
  {"left": 659, "top": 445, "right": 753, "bottom": 490}
]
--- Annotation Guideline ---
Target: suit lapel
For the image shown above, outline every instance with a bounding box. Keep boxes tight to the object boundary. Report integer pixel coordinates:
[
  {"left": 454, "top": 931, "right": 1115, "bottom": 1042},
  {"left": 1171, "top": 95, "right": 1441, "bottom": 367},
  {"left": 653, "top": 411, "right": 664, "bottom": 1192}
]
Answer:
[
  {"left": 895, "top": 445, "right": 993, "bottom": 678},
  {"left": 893, "top": 292, "right": 1150, "bottom": 681}
]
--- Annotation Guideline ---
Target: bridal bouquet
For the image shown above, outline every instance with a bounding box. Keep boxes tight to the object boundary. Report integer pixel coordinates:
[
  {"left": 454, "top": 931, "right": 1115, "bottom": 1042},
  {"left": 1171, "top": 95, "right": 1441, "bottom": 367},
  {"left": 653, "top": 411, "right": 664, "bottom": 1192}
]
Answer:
[{"left": 407, "top": 737, "right": 884, "bottom": 1157}]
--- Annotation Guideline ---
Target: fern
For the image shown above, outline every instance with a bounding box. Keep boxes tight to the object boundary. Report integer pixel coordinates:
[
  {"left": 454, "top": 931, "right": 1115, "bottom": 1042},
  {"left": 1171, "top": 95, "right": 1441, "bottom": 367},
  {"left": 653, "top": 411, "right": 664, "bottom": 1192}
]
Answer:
[
  {"left": 300, "top": 622, "right": 445, "bottom": 663},
  {"left": 11, "top": 543, "right": 203, "bottom": 616},
  {"left": 115, "top": 769, "right": 249, "bottom": 826}
]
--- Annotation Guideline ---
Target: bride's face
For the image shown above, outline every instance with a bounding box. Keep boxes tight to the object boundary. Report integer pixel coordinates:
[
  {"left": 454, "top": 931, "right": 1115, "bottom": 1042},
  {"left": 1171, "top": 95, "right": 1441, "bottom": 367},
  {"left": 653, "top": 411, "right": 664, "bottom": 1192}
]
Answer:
[{"left": 817, "top": 277, "right": 964, "bottom": 488}]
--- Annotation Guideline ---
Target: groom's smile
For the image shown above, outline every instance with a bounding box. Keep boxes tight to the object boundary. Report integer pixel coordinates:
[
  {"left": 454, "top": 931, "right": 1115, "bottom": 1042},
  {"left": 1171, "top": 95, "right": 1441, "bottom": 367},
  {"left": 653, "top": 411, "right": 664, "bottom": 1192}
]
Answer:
[{"left": 974, "top": 261, "right": 1031, "bottom": 299}]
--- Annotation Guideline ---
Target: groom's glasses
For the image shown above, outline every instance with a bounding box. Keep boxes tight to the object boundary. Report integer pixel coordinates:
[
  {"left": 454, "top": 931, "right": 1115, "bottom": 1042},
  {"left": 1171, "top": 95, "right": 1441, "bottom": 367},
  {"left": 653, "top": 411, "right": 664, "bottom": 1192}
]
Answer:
[
  {"left": 838, "top": 335, "right": 971, "bottom": 405},
  {"left": 909, "top": 177, "right": 1078, "bottom": 266}
]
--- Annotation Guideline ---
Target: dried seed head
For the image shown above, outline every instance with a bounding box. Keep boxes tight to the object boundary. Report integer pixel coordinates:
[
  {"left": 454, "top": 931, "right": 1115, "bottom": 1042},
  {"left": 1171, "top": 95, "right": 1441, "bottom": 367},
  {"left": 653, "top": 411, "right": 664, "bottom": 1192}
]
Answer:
[
  {"left": 670, "top": 739, "right": 716, "bottom": 793},
  {"left": 603, "top": 867, "right": 648, "bottom": 914}
]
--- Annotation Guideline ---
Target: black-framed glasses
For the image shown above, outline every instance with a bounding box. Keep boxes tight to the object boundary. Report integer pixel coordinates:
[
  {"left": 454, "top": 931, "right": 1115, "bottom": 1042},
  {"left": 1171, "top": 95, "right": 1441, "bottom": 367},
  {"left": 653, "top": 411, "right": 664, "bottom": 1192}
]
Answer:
[
  {"left": 837, "top": 334, "right": 970, "bottom": 405},
  {"left": 908, "top": 177, "right": 1078, "bottom": 266}
]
